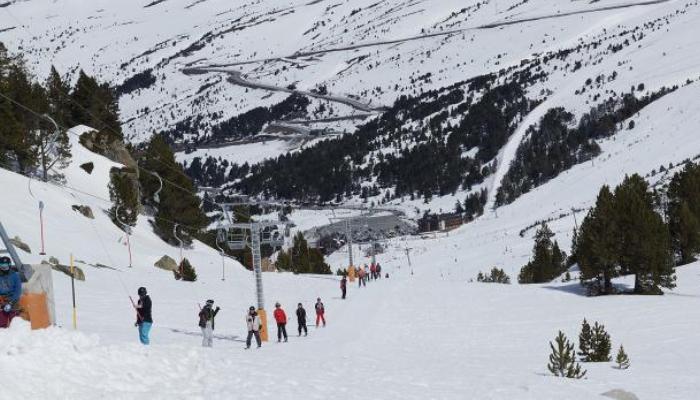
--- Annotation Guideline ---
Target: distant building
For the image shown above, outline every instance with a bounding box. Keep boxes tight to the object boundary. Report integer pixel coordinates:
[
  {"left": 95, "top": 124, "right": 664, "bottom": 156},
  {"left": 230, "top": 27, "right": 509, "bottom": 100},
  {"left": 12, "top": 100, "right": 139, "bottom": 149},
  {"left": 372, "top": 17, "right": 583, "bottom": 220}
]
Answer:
[{"left": 418, "top": 213, "right": 463, "bottom": 233}]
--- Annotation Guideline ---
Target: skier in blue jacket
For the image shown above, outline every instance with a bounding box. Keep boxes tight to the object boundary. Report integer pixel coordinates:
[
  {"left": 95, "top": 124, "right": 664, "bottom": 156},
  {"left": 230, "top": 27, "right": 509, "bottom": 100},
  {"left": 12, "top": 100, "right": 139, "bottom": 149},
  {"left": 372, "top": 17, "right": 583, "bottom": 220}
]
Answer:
[{"left": 0, "top": 256, "right": 22, "bottom": 328}]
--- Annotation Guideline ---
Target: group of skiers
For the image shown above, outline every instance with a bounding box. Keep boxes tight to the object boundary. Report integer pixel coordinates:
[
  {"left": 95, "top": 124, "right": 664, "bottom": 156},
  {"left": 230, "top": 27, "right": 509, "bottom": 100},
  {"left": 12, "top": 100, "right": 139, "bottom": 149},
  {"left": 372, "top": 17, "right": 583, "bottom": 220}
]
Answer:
[
  {"left": 1, "top": 252, "right": 380, "bottom": 351},
  {"left": 200, "top": 297, "right": 326, "bottom": 349},
  {"left": 131, "top": 261, "right": 391, "bottom": 347},
  {"left": 355, "top": 262, "right": 383, "bottom": 288},
  {"left": 134, "top": 290, "right": 328, "bottom": 349}
]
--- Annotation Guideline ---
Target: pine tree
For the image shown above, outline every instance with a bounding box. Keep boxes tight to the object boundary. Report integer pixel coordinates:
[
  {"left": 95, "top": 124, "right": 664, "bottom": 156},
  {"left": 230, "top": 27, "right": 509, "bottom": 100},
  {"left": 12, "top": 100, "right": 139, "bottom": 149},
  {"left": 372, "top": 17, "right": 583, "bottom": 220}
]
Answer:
[
  {"left": 578, "top": 319, "right": 592, "bottom": 360},
  {"left": 108, "top": 167, "right": 139, "bottom": 227},
  {"left": 668, "top": 163, "right": 700, "bottom": 264},
  {"left": 519, "top": 223, "right": 566, "bottom": 283},
  {"left": 71, "top": 70, "right": 122, "bottom": 140},
  {"left": 275, "top": 232, "right": 331, "bottom": 275},
  {"left": 175, "top": 258, "right": 197, "bottom": 282},
  {"left": 672, "top": 201, "right": 700, "bottom": 265},
  {"left": 589, "top": 322, "right": 612, "bottom": 362},
  {"left": 35, "top": 66, "right": 73, "bottom": 180},
  {"left": 3, "top": 63, "right": 40, "bottom": 172},
  {"left": 45, "top": 66, "right": 73, "bottom": 127},
  {"left": 577, "top": 186, "right": 620, "bottom": 294},
  {"left": 138, "top": 134, "right": 208, "bottom": 245},
  {"left": 615, "top": 175, "right": 675, "bottom": 294},
  {"left": 615, "top": 345, "right": 630, "bottom": 370},
  {"left": 547, "top": 331, "right": 587, "bottom": 379}
]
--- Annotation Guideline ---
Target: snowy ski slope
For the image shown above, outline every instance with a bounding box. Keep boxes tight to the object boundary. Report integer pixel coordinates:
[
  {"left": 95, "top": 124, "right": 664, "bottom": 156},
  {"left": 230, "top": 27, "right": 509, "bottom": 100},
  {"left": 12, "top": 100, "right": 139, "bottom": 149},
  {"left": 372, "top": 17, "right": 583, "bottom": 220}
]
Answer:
[
  {"left": 1, "top": 1, "right": 700, "bottom": 398},
  {"left": 0, "top": 78, "right": 700, "bottom": 397}
]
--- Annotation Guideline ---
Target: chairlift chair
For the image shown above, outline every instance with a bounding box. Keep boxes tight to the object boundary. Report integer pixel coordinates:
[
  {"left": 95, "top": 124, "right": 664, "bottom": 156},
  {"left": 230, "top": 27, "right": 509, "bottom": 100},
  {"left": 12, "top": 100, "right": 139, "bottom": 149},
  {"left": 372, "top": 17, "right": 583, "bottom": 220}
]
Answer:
[{"left": 224, "top": 227, "right": 248, "bottom": 250}]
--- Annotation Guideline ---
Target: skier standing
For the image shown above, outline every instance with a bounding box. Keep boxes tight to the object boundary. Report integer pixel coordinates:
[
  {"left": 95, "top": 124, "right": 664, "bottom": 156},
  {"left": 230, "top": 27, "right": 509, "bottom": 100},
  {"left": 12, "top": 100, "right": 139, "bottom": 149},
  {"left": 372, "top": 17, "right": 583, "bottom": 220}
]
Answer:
[
  {"left": 0, "top": 257, "right": 21, "bottom": 328},
  {"left": 364, "top": 265, "right": 370, "bottom": 283},
  {"left": 376, "top": 263, "right": 382, "bottom": 279},
  {"left": 370, "top": 263, "right": 376, "bottom": 280},
  {"left": 245, "top": 306, "right": 262, "bottom": 349},
  {"left": 273, "top": 302, "right": 288, "bottom": 343},
  {"left": 134, "top": 287, "right": 153, "bottom": 345},
  {"left": 315, "top": 298, "right": 326, "bottom": 327},
  {"left": 340, "top": 276, "right": 347, "bottom": 299},
  {"left": 296, "top": 303, "right": 308, "bottom": 336},
  {"left": 198, "top": 299, "right": 220, "bottom": 347}
]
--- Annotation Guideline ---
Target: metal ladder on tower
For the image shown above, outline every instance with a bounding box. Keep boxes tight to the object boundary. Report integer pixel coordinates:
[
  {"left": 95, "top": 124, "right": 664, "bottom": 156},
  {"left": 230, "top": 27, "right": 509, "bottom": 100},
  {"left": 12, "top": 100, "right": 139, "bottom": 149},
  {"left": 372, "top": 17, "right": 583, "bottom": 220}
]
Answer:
[{"left": 250, "top": 223, "right": 264, "bottom": 310}]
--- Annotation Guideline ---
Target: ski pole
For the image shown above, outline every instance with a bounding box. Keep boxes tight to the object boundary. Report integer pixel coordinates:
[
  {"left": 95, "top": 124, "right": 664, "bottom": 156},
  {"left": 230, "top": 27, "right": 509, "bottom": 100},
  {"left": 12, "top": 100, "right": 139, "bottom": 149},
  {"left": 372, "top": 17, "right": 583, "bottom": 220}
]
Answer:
[
  {"left": 129, "top": 296, "right": 143, "bottom": 322},
  {"left": 70, "top": 254, "right": 77, "bottom": 330}
]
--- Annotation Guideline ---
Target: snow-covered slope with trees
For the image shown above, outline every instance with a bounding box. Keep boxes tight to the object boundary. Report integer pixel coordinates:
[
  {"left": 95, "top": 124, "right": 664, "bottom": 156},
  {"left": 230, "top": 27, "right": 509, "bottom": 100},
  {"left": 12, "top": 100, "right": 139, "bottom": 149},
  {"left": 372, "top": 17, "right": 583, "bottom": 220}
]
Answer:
[
  {"left": 2, "top": 130, "right": 700, "bottom": 400},
  {"left": 2, "top": 1, "right": 700, "bottom": 398}
]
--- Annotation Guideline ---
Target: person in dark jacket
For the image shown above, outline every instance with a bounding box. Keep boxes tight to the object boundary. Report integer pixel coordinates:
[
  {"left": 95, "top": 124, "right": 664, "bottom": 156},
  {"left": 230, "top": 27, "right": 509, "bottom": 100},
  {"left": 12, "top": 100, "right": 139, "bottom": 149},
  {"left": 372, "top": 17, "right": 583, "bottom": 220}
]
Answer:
[
  {"left": 245, "top": 306, "right": 262, "bottom": 349},
  {"left": 273, "top": 302, "right": 288, "bottom": 342},
  {"left": 134, "top": 287, "right": 153, "bottom": 345},
  {"left": 0, "top": 257, "right": 21, "bottom": 328},
  {"left": 296, "top": 303, "right": 307, "bottom": 336},
  {"left": 340, "top": 276, "right": 347, "bottom": 299},
  {"left": 376, "top": 263, "right": 382, "bottom": 279},
  {"left": 199, "top": 299, "right": 220, "bottom": 347}
]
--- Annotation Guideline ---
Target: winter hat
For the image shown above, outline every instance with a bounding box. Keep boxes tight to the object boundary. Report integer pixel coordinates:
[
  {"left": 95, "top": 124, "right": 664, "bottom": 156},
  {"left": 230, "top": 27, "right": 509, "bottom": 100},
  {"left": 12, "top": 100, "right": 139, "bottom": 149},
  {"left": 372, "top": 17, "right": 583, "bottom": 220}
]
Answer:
[
  {"left": 297, "top": 303, "right": 302, "bottom": 307},
  {"left": 206, "top": 299, "right": 214, "bottom": 305},
  {"left": 275, "top": 302, "right": 280, "bottom": 307},
  {"left": 137, "top": 287, "right": 147, "bottom": 296},
  {"left": 249, "top": 306, "right": 255, "bottom": 311}
]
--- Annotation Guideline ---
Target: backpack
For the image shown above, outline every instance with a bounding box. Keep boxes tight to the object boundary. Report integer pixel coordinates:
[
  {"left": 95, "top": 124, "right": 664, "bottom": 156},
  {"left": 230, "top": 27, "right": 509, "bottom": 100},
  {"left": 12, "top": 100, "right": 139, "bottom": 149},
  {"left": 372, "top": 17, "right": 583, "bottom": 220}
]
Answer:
[{"left": 198, "top": 309, "right": 208, "bottom": 328}]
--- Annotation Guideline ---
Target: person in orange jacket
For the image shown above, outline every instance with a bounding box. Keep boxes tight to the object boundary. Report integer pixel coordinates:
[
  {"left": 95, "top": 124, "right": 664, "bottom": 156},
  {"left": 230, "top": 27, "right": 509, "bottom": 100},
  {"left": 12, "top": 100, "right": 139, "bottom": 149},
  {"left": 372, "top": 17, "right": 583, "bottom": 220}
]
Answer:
[{"left": 273, "top": 302, "right": 288, "bottom": 342}]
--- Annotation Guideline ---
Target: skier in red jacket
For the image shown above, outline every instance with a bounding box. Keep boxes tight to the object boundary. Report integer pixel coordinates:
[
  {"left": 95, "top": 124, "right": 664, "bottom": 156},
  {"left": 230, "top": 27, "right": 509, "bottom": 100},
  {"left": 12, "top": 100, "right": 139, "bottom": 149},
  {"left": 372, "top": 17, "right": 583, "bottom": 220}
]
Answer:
[
  {"left": 273, "top": 302, "right": 288, "bottom": 342},
  {"left": 315, "top": 298, "right": 326, "bottom": 327}
]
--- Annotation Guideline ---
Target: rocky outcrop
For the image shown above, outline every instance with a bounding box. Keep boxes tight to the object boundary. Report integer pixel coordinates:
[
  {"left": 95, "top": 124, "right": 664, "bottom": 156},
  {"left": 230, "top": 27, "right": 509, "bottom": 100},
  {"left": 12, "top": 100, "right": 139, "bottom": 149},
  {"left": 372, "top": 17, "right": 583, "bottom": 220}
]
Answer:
[
  {"left": 79, "top": 130, "right": 137, "bottom": 170},
  {"left": 154, "top": 255, "right": 178, "bottom": 272},
  {"left": 10, "top": 236, "right": 31, "bottom": 254},
  {"left": 44, "top": 259, "right": 85, "bottom": 281},
  {"left": 79, "top": 162, "right": 95, "bottom": 174},
  {"left": 71, "top": 205, "right": 95, "bottom": 219}
]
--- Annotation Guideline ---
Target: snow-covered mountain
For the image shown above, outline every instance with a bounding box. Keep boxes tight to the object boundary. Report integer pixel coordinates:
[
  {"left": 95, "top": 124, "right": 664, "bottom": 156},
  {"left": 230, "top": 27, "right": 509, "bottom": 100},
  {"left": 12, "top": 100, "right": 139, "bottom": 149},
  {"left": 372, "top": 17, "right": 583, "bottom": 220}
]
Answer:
[{"left": 2, "top": 0, "right": 698, "bottom": 159}]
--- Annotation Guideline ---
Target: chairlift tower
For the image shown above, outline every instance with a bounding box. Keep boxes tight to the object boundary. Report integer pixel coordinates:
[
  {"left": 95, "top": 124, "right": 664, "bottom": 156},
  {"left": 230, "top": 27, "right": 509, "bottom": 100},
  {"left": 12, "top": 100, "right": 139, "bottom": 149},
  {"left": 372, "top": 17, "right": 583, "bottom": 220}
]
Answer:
[
  {"left": 217, "top": 199, "right": 287, "bottom": 342},
  {"left": 329, "top": 208, "right": 376, "bottom": 281}
]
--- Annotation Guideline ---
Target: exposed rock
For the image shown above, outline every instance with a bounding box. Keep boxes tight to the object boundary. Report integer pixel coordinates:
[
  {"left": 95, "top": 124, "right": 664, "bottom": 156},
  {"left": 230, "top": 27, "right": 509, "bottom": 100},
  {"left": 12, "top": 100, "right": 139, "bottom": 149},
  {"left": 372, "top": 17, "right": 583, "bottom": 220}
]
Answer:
[
  {"left": 79, "top": 130, "right": 138, "bottom": 170},
  {"left": 154, "top": 255, "right": 178, "bottom": 272},
  {"left": 44, "top": 260, "right": 85, "bottom": 281},
  {"left": 10, "top": 236, "right": 31, "bottom": 254},
  {"left": 602, "top": 389, "right": 639, "bottom": 400},
  {"left": 72, "top": 205, "right": 95, "bottom": 219},
  {"left": 79, "top": 162, "right": 94, "bottom": 174}
]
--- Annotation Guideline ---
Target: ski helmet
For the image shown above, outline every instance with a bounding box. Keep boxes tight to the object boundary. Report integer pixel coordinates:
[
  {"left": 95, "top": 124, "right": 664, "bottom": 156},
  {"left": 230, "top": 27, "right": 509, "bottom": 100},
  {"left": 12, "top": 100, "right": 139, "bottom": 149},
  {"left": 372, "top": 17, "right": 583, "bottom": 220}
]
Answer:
[
  {"left": 137, "top": 287, "right": 147, "bottom": 296},
  {"left": 206, "top": 299, "right": 214, "bottom": 306},
  {"left": 249, "top": 306, "right": 255, "bottom": 311},
  {"left": 275, "top": 302, "right": 280, "bottom": 307}
]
